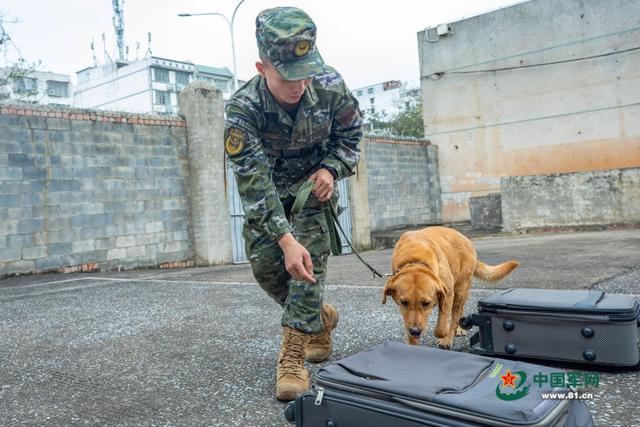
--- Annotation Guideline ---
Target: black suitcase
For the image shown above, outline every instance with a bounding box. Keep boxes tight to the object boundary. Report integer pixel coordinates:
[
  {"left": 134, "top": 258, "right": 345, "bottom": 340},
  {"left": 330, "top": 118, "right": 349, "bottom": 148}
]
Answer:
[
  {"left": 285, "top": 341, "right": 593, "bottom": 426},
  {"left": 460, "top": 288, "right": 640, "bottom": 366}
]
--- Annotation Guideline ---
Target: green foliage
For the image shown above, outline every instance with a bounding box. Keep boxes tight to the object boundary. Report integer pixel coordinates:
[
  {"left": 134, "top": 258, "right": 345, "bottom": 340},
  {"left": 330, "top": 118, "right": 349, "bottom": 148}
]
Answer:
[{"left": 364, "top": 91, "right": 425, "bottom": 138}]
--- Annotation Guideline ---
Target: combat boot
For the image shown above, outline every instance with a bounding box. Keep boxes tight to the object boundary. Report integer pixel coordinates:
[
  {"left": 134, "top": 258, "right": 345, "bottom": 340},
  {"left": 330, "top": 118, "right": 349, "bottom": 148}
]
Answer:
[
  {"left": 306, "top": 303, "right": 339, "bottom": 363},
  {"left": 276, "top": 326, "right": 311, "bottom": 401}
]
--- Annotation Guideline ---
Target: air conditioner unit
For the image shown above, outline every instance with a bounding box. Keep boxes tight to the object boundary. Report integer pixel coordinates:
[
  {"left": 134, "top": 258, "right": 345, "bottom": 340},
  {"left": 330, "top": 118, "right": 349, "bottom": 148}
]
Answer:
[{"left": 47, "top": 89, "right": 57, "bottom": 96}]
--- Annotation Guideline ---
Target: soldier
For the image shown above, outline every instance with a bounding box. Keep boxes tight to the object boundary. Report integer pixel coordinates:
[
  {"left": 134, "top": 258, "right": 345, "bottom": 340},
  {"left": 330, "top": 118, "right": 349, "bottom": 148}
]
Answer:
[{"left": 224, "top": 7, "right": 363, "bottom": 400}]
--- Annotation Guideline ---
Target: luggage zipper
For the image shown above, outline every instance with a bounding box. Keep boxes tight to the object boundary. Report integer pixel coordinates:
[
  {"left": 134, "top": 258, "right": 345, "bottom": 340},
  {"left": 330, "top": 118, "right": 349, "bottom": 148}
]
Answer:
[
  {"left": 316, "top": 378, "right": 396, "bottom": 402},
  {"left": 491, "top": 308, "right": 610, "bottom": 322},
  {"left": 438, "top": 362, "right": 494, "bottom": 394},
  {"left": 315, "top": 386, "right": 325, "bottom": 405}
]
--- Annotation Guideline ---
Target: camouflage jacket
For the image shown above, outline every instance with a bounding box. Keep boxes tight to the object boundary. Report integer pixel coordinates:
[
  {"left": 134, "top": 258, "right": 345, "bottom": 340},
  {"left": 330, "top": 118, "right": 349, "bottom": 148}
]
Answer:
[{"left": 224, "top": 67, "right": 363, "bottom": 242}]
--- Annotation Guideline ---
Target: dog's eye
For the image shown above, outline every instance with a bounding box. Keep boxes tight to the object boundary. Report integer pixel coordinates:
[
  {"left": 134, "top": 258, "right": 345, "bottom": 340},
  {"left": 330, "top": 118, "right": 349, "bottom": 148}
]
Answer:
[
  {"left": 421, "top": 301, "right": 431, "bottom": 308},
  {"left": 400, "top": 300, "right": 409, "bottom": 307}
]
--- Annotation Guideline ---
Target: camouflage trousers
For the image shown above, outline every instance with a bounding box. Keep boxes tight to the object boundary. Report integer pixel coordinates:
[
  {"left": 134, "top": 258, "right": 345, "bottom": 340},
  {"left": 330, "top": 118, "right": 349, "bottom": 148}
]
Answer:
[{"left": 243, "top": 193, "right": 333, "bottom": 334}]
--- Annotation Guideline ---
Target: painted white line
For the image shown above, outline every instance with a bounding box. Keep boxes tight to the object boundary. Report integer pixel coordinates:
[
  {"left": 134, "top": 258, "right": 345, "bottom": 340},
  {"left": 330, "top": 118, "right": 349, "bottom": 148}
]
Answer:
[
  {"left": 0, "top": 276, "right": 93, "bottom": 290},
  {"left": 0, "top": 281, "right": 122, "bottom": 301}
]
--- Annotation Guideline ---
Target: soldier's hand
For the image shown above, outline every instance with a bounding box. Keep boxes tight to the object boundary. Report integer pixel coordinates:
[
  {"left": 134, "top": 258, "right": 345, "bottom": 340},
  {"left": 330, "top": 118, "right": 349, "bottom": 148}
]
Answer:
[
  {"left": 278, "top": 233, "right": 316, "bottom": 284},
  {"left": 309, "top": 169, "right": 334, "bottom": 202}
]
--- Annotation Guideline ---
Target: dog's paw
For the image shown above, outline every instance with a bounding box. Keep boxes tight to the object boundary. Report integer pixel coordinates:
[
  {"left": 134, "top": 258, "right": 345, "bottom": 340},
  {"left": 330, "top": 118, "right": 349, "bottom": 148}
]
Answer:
[
  {"left": 455, "top": 326, "right": 468, "bottom": 336},
  {"left": 436, "top": 337, "right": 453, "bottom": 349}
]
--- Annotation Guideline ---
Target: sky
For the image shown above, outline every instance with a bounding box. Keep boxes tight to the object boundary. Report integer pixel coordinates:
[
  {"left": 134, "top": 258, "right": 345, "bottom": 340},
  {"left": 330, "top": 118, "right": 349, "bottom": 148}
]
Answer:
[{"left": 1, "top": 0, "right": 522, "bottom": 90}]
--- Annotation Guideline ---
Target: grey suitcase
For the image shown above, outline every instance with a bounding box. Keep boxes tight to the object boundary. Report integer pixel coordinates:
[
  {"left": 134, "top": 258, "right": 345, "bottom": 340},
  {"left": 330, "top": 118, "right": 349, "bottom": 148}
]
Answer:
[
  {"left": 460, "top": 288, "right": 640, "bottom": 366},
  {"left": 285, "top": 341, "right": 593, "bottom": 426}
]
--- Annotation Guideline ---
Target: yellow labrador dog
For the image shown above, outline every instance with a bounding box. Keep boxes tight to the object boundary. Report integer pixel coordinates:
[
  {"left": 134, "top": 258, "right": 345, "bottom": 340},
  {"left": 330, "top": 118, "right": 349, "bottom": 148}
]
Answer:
[{"left": 382, "top": 226, "right": 519, "bottom": 348}]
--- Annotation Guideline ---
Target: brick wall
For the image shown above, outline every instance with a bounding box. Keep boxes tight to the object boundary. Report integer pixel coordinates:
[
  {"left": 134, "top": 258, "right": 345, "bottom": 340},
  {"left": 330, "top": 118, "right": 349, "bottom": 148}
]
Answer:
[
  {"left": 0, "top": 104, "right": 192, "bottom": 276},
  {"left": 364, "top": 136, "right": 441, "bottom": 231}
]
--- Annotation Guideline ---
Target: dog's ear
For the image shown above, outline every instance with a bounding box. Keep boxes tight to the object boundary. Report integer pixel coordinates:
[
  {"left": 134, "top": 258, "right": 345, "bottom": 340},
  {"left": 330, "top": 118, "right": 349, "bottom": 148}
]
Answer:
[
  {"left": 382, "top": 277, "right": 396, "bottom": 304},
  {"left": 436, "top": 279, "right": 452, "bottom": 306}
]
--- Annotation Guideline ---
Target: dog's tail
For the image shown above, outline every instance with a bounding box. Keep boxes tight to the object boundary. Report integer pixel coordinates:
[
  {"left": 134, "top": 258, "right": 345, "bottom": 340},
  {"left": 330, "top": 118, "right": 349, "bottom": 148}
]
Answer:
[{"left": 474, "top": 260, "right": 519, "bottom": 282}]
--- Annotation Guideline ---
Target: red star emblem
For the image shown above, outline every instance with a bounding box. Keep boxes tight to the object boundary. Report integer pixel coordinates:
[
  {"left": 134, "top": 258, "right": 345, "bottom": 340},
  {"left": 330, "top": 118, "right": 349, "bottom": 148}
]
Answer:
[{"left": 501, "top": 369, "right": 518, "bottom": 388}]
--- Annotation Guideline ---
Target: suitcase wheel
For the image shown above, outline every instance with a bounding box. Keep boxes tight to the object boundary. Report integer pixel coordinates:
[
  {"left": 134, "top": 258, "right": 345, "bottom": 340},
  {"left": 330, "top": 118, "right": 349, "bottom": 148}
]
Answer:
[
  {"left": 284, "top": 401, "right": 296, "bottom": 423},
  {"left": 459, "top": 315, "right": 474, "bottom": 330}
]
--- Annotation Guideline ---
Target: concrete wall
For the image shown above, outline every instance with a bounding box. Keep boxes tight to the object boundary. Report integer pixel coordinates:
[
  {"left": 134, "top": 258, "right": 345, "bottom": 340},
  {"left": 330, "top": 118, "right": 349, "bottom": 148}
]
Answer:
[
  {"left": 502, "top": 167, "right": 640, "bottom": 230},
  {"left": 0, "top": 103, "right": 192, "bottom": 276},
  {"left": 418, "top": 0, "right": 640, "bottom": 222},
  {"left": 178, "top": 83, "right": 232, "bottom": 265},
  {"left": 364, "top": 136, "right": 441, "bottom": 231}
]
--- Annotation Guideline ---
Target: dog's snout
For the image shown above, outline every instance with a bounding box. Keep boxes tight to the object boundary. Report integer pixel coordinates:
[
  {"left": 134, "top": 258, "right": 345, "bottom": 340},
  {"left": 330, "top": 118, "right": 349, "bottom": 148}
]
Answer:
[{"left": 408, "top": 327, "right": 422, "bottom": 337}]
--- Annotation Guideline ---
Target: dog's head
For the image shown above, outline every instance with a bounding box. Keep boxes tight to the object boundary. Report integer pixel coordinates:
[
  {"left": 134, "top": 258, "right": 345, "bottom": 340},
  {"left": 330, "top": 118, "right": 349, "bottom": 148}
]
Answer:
[{"left": 382, "top": 265, "right": 450, "bottom": 345}]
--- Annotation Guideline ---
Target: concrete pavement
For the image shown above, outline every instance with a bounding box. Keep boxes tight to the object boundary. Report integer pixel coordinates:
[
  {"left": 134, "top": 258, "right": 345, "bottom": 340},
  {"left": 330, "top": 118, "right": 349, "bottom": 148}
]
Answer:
[{"left": 1, "top": 229, "right": 639, "bottom": 426}]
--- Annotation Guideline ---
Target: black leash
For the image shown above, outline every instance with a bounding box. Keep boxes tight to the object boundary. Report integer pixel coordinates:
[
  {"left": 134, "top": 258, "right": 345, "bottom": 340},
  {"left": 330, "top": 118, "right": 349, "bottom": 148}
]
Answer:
[{"left": 292, "top": 181, "right": 383, "bottom": 278}]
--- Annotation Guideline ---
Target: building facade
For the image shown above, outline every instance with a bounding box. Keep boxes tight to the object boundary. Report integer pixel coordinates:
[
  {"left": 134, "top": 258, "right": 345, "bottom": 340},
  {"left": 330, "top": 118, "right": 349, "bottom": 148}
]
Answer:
[
  {"left": 0, "top": 68, "right": 72, "bottom": 106},
  {"left": 353, "top": 80, "right": 419, "bottom": 122},
  {"left": 73, "top": 56, "right": 239, "bottom": 114}
]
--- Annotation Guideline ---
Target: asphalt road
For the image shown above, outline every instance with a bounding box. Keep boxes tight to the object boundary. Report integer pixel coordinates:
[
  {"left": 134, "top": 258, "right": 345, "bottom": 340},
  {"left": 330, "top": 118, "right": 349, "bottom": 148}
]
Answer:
[{"left": 1, "top": 229, "right": 639, "bottom": 426}]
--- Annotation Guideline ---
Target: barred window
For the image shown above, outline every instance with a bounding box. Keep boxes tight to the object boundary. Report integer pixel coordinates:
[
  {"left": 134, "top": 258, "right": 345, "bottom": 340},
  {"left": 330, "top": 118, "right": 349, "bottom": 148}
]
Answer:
[
  {"left": 214, "top": 79, "right": 228, "bottom": 91},
  {"left": 175, "top": 71, "right": 190, "bottom": 85},
  {"left": 155, "top": 90, "right": 169, "bottom": 105},
  {"left": 46, "top": 81, "right": 69, "bottom": 97},
  {"left": 153, "top": 67, "right": 169, "bottom": 82},
  {"left": 13, "top": 77, "right": 37, "bottom": 93}
]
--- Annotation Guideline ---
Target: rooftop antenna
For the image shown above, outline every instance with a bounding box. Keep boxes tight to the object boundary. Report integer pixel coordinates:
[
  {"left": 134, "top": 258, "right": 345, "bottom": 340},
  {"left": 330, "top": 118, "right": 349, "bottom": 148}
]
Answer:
[
  {"left": 112, "top": 0, "right": 126, "bottom": 62},
  {"left": 90, "top": 37, "right": 99, "bottom": 66},
  {"left": 102, "top": 32, "right": 112, "bottom": 63},
  {"left": 145, "top": 32, "right": 152, "bottom": 57}
]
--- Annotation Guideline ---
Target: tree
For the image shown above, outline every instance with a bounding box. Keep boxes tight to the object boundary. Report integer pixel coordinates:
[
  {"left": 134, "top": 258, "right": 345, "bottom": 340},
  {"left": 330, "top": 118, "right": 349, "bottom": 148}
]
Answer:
[
  {"left": 363, "top": 89, "right": 425, "bottom": 138},
  {"left": 0, "top": 12, "right": 41, "bottom": 102},
  {"left": 387, "top": 94, "right": 424, "bottom": 138}
]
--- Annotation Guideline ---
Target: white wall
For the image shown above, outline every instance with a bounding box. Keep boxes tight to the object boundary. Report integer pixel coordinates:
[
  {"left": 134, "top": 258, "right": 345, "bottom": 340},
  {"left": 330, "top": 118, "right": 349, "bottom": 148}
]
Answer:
[{"left": 74, "top": 59, "right": 152, "bottom": 113}]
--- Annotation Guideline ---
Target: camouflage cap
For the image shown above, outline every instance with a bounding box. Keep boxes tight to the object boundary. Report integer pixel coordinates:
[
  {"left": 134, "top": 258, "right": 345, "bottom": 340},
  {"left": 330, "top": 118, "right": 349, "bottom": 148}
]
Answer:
[{"left": 256, "top": 7, "right": 326, "bottom": 81}]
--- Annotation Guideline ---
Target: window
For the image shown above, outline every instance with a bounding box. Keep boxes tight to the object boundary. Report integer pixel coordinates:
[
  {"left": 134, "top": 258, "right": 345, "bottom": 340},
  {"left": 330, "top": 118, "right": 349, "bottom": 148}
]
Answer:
[
  {"left": 367, "top": 87, "right": 374, "bottom": 94},
  {"left": 356, "top": 90, "right": 363, "bottom": 97},
  {"left": 370, "top": 97, "right": 375, "bottom": 105},
  {"left": 175, "top": 71, "right": 190, "bottom": 85},
  {"left": 46, "top": 81, "right": 69, "bottom": 97},
  {"left": 13, "top": 77, "right": 37, "bottom": 93},
  {"left": 153, "top": 67, "right": 169, "bottom": 82},
  {"left": 155, "top": 90, "right": 169, "bottom": 105},
  {"left": 214, "top": 79, "right": 228, "bottom": 92}
]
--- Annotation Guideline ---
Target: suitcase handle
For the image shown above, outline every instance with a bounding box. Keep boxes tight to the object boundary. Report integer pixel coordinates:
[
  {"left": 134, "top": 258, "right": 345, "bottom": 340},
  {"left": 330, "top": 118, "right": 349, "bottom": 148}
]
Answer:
[
  {"left": 460, "top": 314, "right": 495, "bottom": 354},
  {"left": 574, "top": 290, "right": 605, "bottom": 308}
]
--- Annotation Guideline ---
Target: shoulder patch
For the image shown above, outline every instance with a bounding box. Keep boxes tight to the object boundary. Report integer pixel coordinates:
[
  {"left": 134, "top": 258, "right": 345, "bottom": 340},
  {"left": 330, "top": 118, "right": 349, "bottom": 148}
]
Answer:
[{"left": 225, "top": 127, "right": 246, "bottom": 156}]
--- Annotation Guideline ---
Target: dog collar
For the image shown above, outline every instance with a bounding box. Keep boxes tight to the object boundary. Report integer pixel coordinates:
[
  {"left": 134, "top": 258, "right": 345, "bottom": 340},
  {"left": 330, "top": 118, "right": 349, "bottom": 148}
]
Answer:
[{"left": 390, "top": 261, "right": 432, "bottom": 276}]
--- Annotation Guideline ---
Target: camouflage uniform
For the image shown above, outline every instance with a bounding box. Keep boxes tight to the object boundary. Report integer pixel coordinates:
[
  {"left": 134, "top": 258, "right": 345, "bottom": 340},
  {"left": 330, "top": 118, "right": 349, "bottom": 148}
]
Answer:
[{"left": 224, "top": 7, "right": 363, "bottom": 334}]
